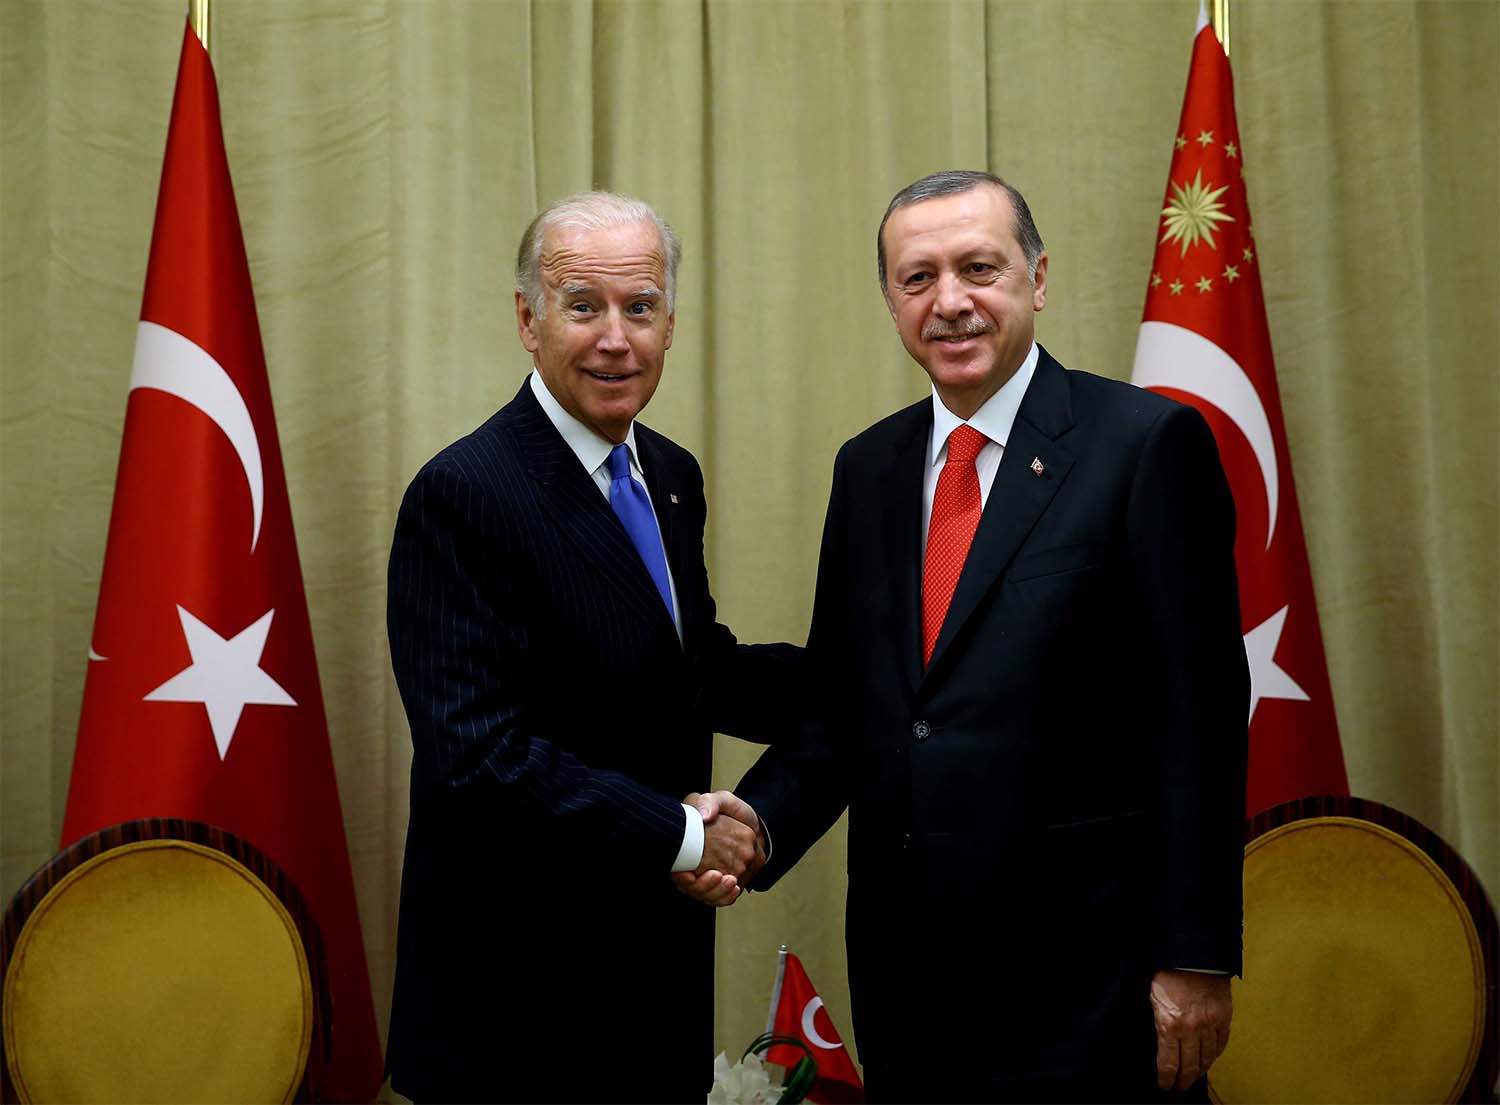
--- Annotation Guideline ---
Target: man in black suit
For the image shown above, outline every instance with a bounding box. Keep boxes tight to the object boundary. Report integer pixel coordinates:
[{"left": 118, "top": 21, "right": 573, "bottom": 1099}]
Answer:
[
  {"left": 688, "top": 170, "right": 1249, "bottom": 1101},
  {"left": 386, "top": 192, "right": 784, "bottom": 1102}
]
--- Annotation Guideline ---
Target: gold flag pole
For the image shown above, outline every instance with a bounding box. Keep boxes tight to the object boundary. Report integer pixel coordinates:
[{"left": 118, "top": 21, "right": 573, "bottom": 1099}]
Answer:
[
  {"left": 1211, "top": 0, "right": 1230, "bottom": 56},
  {"left": 188, "top": 0, "right": 211, "bottom": 56}
]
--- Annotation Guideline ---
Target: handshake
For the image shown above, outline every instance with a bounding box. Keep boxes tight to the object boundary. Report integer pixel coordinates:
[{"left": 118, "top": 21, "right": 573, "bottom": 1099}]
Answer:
[{"left": 674, "top": 790, "right": 765, "bottom": 908}]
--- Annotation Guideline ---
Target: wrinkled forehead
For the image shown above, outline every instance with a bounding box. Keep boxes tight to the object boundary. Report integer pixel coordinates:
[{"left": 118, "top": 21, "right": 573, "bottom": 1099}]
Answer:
[{"left": 539, "top": 220, "right": 667, "bottom": 289}]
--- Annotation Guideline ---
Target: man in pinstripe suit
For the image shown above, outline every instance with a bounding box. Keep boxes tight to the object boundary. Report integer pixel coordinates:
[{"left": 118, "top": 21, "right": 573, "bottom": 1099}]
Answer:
[{"left": 385, "top": 193, "right": 793, "bottom": 1102}]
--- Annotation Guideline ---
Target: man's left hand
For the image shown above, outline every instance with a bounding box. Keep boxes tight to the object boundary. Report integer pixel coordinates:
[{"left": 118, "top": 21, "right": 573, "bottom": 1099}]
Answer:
[{"left": 1150, "top": 968, "right": 1232, "bottom": 1092}]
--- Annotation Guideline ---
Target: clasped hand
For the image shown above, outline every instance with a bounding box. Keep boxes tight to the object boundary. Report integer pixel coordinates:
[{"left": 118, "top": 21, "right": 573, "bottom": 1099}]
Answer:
[{"left": 672, "top": 791, "right": 765, "bottom": 907}]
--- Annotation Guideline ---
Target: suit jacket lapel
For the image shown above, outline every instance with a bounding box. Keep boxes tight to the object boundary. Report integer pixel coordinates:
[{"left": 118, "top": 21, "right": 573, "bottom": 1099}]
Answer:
[
  {"left": 878, "top": 405, "right": 931, "bottom": 696},
  {"left": 511, "top": 385, "right": 679, "bottom": 640},
  {"left": 922, "top": 349, "right": 1077, "bottom": 684},
  {"left": 636, "top": 430, "right": 694, "bottom": 639}
]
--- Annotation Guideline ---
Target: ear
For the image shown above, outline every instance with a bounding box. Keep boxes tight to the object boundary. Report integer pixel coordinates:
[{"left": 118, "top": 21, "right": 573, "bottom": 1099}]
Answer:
[
  {"left": 1031, "top": 253, "right": 1049, "bottom": 312},
  {"left": 516, "top": 289, "right": 541, "bottom": 353},
  {"left": 663, "top": 309, "right": 676, "bottom": 351}
]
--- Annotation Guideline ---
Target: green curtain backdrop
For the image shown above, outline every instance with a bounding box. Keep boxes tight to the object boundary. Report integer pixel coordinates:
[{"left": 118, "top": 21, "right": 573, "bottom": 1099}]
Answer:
[{"left": 3, "top": 0, "right": 1496, "bottom": 1086}]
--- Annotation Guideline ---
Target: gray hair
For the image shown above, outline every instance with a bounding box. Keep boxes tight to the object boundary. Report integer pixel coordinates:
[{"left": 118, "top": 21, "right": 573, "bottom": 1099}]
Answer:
[
  {"left": 876, "top": 170, "right": 1045, "bottom": 291},
  {"left": 516, "top": 191, "right": 683, "bottom": 317}
]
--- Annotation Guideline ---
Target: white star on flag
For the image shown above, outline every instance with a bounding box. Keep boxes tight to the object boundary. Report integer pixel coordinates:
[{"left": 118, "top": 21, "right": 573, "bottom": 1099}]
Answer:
[
  {"left": 144, "top": 605, "right": 296, "bottom": 759},
  {"left": 1243, "top": 605, "right": 1310, "bottom": 724}
]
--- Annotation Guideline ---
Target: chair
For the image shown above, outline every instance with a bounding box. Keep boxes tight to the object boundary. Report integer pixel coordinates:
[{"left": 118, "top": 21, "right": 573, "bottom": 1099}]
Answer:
[
  {"left": 1, "top": 818, "right": 331, "bottom": 1104},
  {"left": 1209, "top": 796, "right": 1498, "bottom": 1104}
]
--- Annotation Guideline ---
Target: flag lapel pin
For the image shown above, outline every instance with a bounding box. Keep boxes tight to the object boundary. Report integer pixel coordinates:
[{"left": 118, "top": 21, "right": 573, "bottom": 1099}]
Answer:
[
  {"left": 669, "top": 493, "right": 679, "bottom": 504},
  {"left": 1030, "top": 457, "right": 1045, "bottom": 477}
]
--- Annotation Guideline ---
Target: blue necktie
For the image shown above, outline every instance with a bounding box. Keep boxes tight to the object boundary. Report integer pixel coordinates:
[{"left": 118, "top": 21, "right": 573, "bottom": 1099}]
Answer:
[{"left": 606, "top": 444, "right": 675, "bottom": 622}]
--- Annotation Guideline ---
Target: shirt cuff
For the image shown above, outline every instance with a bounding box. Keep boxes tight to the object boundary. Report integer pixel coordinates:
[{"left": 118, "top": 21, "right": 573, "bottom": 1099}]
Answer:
[{"left": 671, "top": 802, "right": 704, "bottom": 872}]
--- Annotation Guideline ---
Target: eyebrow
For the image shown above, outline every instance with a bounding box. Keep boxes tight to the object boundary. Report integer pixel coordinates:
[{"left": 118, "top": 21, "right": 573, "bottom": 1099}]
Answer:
[
  {"left": 556, "top": 284, "right": 663, "bottom": 301},
  {"left": 898, "top": 246, "right": 1003, "bottom": 274}
]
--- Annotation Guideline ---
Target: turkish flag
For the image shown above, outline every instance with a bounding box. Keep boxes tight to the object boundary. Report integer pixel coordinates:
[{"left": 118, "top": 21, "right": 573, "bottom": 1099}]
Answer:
[
  {"left": 1132, "top": 13, "right": 1348, "bottom": 815},
  {"left": 60, "top": 21, "right": 383, "bottom": 1100},
  {"left": 766, "top": 950, "right": 864, "bottom": 1104}
]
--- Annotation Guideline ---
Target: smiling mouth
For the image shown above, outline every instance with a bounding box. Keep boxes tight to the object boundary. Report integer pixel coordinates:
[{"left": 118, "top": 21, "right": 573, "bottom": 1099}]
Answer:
[{"left": 585, "top": 370, "right": 631, "bottom": 381}]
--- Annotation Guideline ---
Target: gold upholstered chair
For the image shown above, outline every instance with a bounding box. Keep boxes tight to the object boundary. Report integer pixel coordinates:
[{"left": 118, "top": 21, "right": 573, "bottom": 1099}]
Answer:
[
  {"left": 1, "top": 818, "right": 330, "bottom": 1104},
  {"left": 1209, "top": 796, "right": 1499, "bottom": 1105}
]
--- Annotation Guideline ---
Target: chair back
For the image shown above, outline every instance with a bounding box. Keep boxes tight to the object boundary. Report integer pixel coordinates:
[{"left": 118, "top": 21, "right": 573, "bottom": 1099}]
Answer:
[
  {"left": 1, "top": 819, "right": 330, "bottom": 1104},
  {"left": 1209, "top": 796, "right": 1498, "bottom": 1104}
]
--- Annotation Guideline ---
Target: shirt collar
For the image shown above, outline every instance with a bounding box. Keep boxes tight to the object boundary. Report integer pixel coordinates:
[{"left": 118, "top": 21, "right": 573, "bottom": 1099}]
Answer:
[
  {"left": 927, "top": 341, "right": 1039, "bottom": 467},
  {"left": 529, "top": 370, "right": 642, "bottom": 477}
]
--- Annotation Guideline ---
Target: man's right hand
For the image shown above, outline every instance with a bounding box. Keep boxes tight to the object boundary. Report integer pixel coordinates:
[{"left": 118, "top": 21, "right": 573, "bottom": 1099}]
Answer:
[
  {"left": 693, "top": 790, "right": 765, "bottom": 880},
  {"left": 673, "top": 791, "right": 766, "bottom": 906}
]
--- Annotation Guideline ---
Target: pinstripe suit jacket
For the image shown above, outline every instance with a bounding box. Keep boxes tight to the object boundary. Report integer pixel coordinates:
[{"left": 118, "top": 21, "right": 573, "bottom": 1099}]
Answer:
[{"left": 386, "top": 380, "right": 794, "bottom": 1102}]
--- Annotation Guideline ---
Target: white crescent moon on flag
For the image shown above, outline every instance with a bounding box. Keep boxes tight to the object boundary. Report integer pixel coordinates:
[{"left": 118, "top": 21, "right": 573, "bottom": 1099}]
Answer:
[
  {"left": 1133, "top": 321, "right": 1278, "bottom": 550},
  {"left": 800, "top": 996, "right": 839, "bottom": 1050},
  {"left": 129, "top": 320, "right": 265, "bottom": 553}
]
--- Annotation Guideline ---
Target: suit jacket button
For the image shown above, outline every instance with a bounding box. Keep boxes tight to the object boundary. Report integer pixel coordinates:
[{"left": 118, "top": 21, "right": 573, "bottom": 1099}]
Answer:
[{"left": 912, "top": 720, "right": 931, "bottom": 741}]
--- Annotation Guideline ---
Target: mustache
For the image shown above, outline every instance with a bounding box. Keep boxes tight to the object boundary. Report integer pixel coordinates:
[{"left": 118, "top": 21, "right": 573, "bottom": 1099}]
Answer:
[{"left": 922, "top": 317, "right": 995, "bottom": 341}]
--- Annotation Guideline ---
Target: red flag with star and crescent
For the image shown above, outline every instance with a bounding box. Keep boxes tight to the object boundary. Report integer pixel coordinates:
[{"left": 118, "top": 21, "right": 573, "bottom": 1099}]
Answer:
[
  {"left": 766, "top": 950, "right": 865, "bottom": 1104},
  {"left": 1131, "top": 12, "right": 1348, "bottom": 815},
  {"left": 61, "top": 20, "right": 383, "bottom": 1100}
]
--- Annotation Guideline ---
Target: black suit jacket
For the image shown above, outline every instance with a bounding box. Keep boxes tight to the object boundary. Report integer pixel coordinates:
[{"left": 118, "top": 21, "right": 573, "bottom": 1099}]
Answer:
[
  {"left": 386, "top": 380, "right": 793, "bottom": 1103},
  {"left": 739, "top": 348, "right": 1248, "bottom": 1098}
]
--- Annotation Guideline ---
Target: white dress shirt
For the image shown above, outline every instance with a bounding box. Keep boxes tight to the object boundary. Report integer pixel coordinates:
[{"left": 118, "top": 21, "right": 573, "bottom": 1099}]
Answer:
[
  {"left": 528, "top": 372, "right": 703, "bottom": 871},
  {"left": 920, "top": 342, "right": 1040, "bottom": 550}
]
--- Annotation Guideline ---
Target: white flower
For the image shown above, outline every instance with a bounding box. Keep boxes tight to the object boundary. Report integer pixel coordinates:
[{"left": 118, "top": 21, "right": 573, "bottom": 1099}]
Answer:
[{"left": 707, "top": 1050, "right": 779, "bottom": 1105}]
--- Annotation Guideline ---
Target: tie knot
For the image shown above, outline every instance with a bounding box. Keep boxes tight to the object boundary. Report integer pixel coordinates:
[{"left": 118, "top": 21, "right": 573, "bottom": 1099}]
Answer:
[
  {"left": 946, "top": 424, "right": 988, "bottom": 464},
  {"left": 606, "top": 443, "right": 632, "bottom": 480}
]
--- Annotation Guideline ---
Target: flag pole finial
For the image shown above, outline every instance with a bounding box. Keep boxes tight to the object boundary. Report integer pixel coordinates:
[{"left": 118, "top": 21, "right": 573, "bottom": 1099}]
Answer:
[{"left": 188, "top": 0, "right": 210, "bottom": 56}]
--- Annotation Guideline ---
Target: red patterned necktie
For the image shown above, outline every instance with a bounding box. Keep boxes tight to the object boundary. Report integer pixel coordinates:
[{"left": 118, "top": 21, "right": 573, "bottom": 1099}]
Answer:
[{"left": 922, "top": 423, "right": 990, "bottom": 666}]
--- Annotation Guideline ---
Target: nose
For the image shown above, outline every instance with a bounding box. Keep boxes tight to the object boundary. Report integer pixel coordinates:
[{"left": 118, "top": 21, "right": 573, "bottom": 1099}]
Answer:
[
  {"left": 933, "top": 271, "right": 973, "bottom": 318},
  {"left": 595, "top": 311, "right": 631, "bottom": 355}
]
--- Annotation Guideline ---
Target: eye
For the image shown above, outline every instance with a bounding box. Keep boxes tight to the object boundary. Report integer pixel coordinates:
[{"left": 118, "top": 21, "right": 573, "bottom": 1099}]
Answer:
[
  {"left": 966, "top": 262, "right": 994, "bottom": 276},
  {"left": 903, "top": 271, "right": 932, "bottom": 288},
  {"left": 568, "top": 301, "right": 594, "bottom": 315},
  {"left": 627, "top": 301, "right": 652, "bottom": 316}
]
